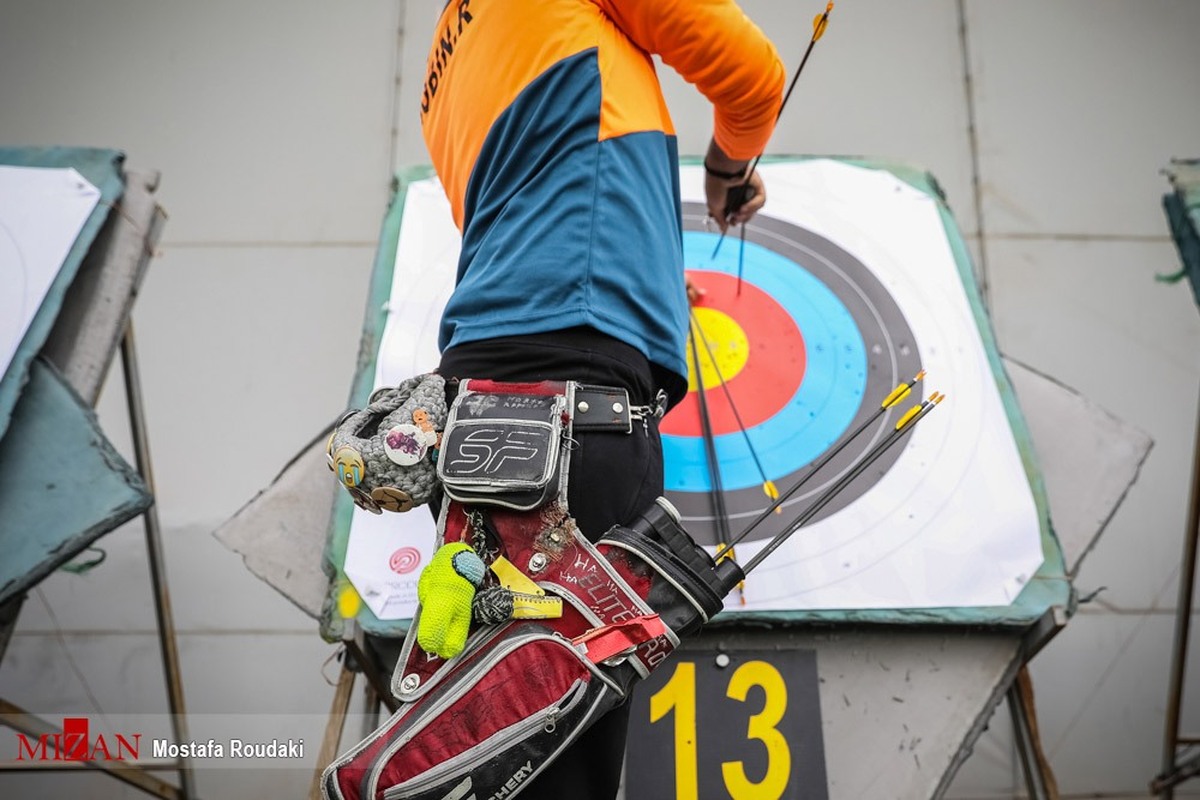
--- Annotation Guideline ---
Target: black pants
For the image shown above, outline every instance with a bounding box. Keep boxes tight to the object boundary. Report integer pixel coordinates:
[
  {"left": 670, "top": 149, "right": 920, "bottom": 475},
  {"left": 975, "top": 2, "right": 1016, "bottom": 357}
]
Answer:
[{"left": 438, "top": 328, "right": 667, "bottom": 800}]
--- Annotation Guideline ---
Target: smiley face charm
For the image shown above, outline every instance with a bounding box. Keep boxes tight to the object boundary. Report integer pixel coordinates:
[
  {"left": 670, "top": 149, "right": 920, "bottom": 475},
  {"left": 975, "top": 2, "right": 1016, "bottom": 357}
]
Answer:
[{"left": 334, "top": 447, "right": 366, "bottom": 488}]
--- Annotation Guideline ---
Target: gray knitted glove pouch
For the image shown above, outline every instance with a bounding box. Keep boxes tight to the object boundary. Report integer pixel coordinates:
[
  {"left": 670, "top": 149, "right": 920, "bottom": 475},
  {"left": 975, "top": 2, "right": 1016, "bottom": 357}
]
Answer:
[{"left": 327, "top": 373, "right": 447, "bottom": 514}]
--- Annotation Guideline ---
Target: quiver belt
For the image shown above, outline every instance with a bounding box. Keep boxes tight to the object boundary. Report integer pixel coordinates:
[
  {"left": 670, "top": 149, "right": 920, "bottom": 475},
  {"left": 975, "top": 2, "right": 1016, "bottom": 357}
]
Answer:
[{"left": 321, "top": 381, "right": 741, "bottom": 800}]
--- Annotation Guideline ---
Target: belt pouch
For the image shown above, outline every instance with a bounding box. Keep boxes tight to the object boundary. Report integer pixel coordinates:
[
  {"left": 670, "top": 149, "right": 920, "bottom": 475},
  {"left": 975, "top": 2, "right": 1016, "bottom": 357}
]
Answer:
[{"left": 436, "top": 380, "right": 572, "bottom": 511}]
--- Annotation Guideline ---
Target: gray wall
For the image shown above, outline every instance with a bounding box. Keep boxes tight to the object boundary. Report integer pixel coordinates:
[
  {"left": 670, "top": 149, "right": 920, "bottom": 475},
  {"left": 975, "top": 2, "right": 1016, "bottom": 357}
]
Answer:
[{"left": 1, "top": 1, "right": 1198, "bottom": 797}]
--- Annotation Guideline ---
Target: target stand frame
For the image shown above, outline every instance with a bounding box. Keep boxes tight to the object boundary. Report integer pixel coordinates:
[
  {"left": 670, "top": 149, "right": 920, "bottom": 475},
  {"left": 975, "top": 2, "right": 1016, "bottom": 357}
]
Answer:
[{"left": 0, "top": 151, "right": 196, "bottom": 799}]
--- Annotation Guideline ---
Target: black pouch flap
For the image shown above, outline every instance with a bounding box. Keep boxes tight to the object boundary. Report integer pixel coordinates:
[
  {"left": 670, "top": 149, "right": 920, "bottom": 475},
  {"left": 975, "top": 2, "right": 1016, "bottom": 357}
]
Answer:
[{"left": 437, "top": 388, "right": 569, "bottom": 510}]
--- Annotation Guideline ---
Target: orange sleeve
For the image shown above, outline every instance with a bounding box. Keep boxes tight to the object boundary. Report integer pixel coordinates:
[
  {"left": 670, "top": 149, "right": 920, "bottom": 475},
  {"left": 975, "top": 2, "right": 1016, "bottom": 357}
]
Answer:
[{"left": 592, "top": 0, "right": 785, "bottom": 159}]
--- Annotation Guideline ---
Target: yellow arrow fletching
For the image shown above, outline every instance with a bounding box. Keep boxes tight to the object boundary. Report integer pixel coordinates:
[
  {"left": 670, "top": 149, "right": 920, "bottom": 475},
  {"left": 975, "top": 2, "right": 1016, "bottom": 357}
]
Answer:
[
  {"left": 813, "top": 4, "right": 832, "bottom": 41},
  {"left": 881, "top": 382, "right": 913, "bottom": 409},
  {"left": 895, "top": 403, "right": 923, "bottom": 430},
  {"left": 813, "top": 14, "right": 828, "bottom": 40},
  {"left": 762, "top": 480, "right": 783, "bottom": 513},
  {"left": 717, "top": 543, "right": 749, "bottom": 603}
]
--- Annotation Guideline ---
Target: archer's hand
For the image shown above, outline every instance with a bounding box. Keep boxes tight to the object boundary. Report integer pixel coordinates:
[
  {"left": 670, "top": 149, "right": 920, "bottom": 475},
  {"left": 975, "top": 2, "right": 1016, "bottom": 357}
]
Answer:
[{"left": 705, "top": 168, "right": 766, "bottom": 233}]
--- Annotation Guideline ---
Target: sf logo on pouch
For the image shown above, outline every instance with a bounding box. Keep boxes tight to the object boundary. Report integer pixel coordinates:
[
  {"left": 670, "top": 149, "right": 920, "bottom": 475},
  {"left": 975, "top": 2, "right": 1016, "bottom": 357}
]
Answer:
[{"left": 442, "top": 425, "right": 549, "bottom": 481}]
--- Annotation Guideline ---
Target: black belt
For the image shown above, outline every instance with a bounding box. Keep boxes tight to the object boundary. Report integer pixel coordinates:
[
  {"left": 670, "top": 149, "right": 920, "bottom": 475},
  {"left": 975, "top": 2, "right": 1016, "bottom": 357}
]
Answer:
[{"left": 572, "top": 384, "right": 668, "bottom": 433}]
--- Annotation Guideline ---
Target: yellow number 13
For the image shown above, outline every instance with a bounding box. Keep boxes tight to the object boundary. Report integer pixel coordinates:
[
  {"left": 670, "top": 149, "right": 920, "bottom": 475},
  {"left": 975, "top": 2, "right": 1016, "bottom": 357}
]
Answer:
[{"left": 649, "top": 659, "right": 791, "bottom": 800}]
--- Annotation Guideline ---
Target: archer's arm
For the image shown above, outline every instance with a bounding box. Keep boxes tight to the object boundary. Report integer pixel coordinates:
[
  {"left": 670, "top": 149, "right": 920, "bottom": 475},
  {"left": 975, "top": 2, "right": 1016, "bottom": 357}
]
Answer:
[{"left": 593, "top": 0, "right": 784, "bottom": 226}]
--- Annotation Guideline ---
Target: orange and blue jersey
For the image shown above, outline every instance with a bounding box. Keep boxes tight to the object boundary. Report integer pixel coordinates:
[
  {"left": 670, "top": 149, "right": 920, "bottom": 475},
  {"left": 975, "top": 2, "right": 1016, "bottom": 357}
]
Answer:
[{"left": 421, "top": 0, "right": 784, "bottom": 381}]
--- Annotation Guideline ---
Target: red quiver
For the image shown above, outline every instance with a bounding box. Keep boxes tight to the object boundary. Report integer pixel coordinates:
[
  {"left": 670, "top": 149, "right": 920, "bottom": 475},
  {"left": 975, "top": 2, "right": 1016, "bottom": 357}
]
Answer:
[{"left": 322, "top": 380, "right": 742, "bottom": 800}]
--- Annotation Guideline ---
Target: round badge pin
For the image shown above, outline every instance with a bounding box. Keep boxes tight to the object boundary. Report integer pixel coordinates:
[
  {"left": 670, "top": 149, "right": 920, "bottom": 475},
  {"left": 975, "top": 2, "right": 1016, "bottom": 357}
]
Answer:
[
  {"left": 333, "top": 447, "right": 366, "bottom": 488},
  {"left": 347, "top": 485, "right": 382, "bottom": 515},
  {"left": 371, "top": 486, "right": 415, "bottom": 513},
  {"left": 383, "top": 423, "right": 428, "bottom": 466}
]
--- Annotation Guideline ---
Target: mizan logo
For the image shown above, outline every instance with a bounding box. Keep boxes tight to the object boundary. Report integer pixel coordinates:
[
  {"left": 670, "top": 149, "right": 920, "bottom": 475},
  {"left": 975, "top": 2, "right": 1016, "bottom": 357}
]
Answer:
[{"left": 16, "top": 717, "right": 140, "bottom": 762}]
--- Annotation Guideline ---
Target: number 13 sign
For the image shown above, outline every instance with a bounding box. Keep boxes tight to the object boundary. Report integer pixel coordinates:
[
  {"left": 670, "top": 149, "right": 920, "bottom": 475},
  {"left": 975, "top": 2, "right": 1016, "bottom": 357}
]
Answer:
[{"left": 625, "top": 648, "right": 828, "bottom": 800}]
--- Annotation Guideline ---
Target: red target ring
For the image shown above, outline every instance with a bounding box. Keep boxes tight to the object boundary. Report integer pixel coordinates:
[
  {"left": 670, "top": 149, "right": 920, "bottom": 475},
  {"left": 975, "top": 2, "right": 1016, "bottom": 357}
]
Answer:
[{"left": 661, "top": 270, "right": 805, "bottom": 437}]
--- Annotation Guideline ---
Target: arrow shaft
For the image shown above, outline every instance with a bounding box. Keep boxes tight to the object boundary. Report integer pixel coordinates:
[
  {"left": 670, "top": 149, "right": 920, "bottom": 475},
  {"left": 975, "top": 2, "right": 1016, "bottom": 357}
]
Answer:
[
  {"left": 688, "top": 321, "right": 733, "bottom": 548},
  {"left": 715, "top": 403, "right": 886, "bottom": 558},
  {"left": 741, "top": 399, "right": 937, "bottom": 576},
  {"left": 716, "top": 372, "right": 924, "bottom": 560},
  {"left": 689, "top": 310, "right": 771, "bottom": 485},
  {"left": 714, "top": 3, "right": 835, "bottom": 279}
]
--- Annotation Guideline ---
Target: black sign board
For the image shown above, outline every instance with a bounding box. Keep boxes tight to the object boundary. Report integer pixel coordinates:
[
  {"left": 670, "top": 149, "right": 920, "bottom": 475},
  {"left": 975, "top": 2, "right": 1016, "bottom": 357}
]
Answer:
[{"left": 625, "top": 647, "right": 828, "bottom": 800}]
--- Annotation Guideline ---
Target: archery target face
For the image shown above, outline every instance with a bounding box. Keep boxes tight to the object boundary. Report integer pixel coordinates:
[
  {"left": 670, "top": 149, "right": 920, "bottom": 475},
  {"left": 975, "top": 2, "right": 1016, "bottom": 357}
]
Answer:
[
  {"left": 672, "top": 160, "right": 1042, "bottom": 611},
  {"left": 664, "top": 203, "right": 923, "bottom": 547}
]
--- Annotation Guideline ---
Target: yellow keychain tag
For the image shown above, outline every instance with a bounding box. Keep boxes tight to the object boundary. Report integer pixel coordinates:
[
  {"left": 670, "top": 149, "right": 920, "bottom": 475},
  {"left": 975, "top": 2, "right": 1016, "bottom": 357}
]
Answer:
[
  {"left": 490, "top": 556, "right": 545, "bottom": 596},
  {"left": 509, "top": 593, "right": 564, "bottom": 619},
  {"left": 488, "top": 556, "right": 563, "bottom": 618}
]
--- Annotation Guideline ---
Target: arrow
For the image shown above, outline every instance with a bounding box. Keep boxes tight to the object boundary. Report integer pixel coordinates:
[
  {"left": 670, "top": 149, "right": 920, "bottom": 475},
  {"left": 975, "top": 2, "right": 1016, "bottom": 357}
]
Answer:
[
  {"left": 712, "top": 1, "right": 835, "bottom": 294},
  {"left": 688, "top": 315, "right": 747, "bottom": 604},
  {"left": 689, "top": 307, "right": 781, "bottom": 510},
  {"left": 739, "top": 391, "right": 945, "bottom": 575},
  {"left": 713, "top": 369, "right": 926, "bottom": 562}
]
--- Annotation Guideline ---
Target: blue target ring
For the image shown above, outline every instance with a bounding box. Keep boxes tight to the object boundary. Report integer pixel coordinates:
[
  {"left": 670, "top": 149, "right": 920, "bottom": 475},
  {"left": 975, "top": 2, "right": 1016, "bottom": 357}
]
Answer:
[{"left": 663, "top": 232, "right": 867, "bottom": 493}]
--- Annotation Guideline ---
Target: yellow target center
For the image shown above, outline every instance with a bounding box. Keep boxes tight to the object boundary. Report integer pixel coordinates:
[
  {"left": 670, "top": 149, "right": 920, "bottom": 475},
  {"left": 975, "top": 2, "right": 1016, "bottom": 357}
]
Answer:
[{"left": 688, "top": 307, "right": 750, "bottom": 392}]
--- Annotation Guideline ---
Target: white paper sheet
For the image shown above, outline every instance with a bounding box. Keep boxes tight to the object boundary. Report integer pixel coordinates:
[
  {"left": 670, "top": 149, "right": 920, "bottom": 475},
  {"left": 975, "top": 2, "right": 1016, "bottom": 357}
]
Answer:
[
  {"left": 343, "top": 180, "right": 459, "bottom": 620},
  {"left": 343, "top": 509, "right": 439, "bottom": 620},
  {"left": 0, "top": 166, "right": 102, "bottom": 381}
]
